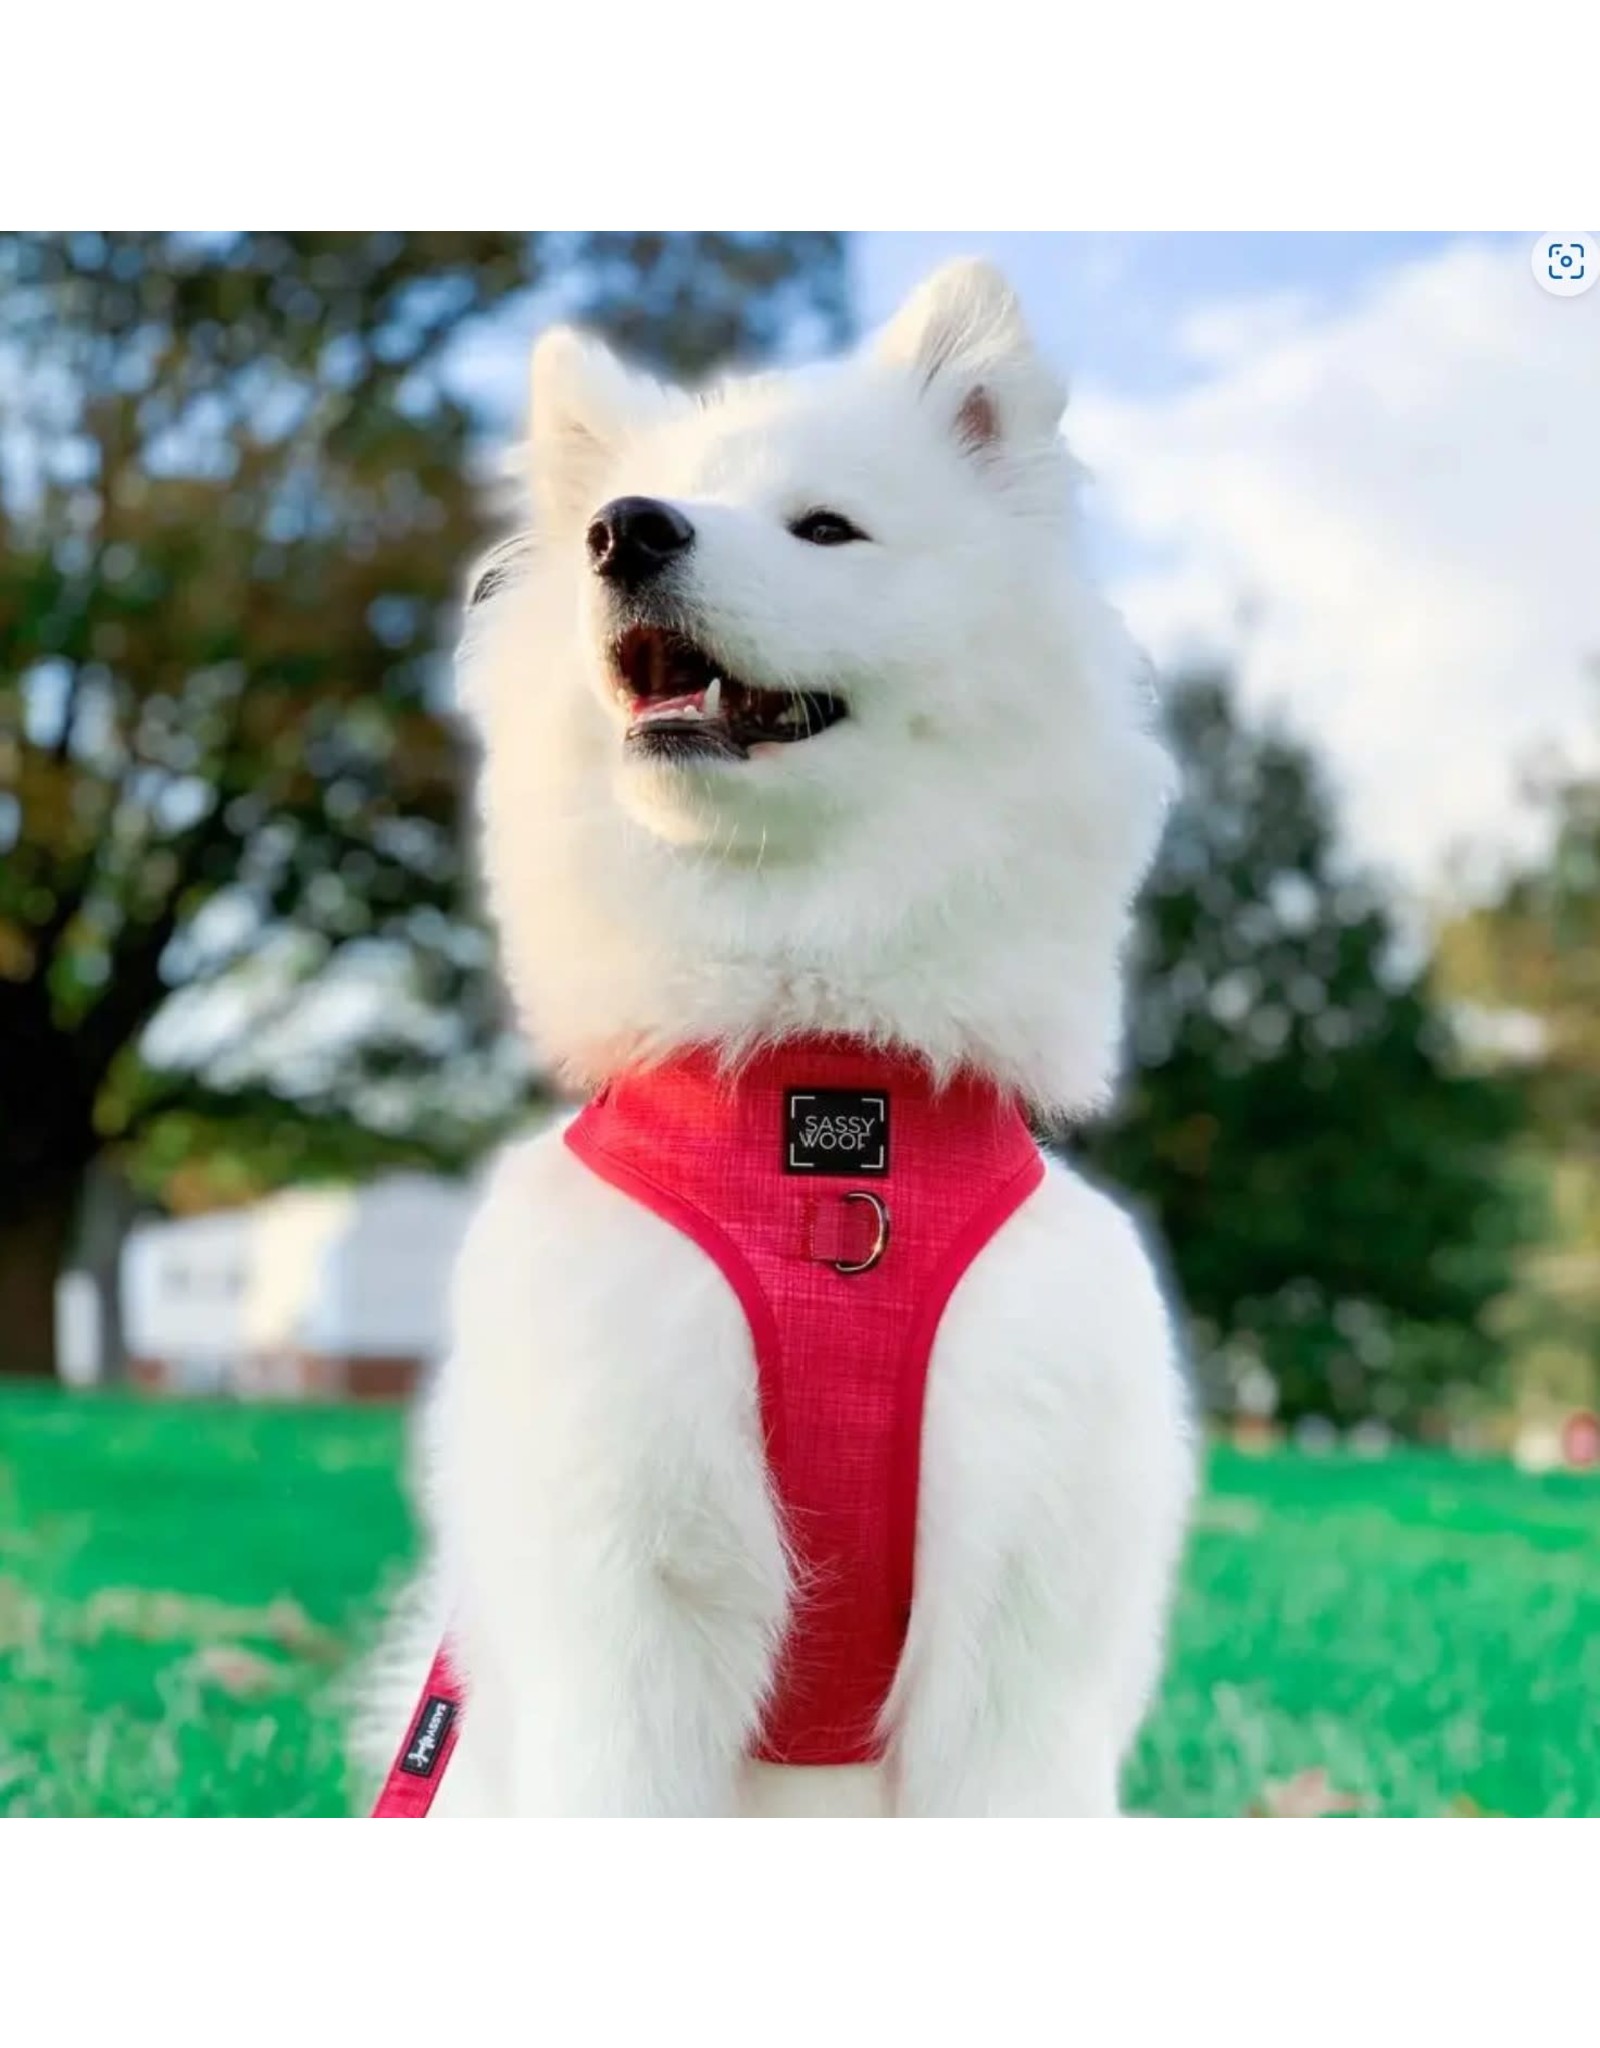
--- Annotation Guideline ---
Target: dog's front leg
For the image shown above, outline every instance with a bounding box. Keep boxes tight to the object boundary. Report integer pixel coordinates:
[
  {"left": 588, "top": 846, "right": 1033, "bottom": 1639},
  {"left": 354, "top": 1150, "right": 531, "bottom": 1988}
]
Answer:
[
  {"left": 437, "top": 1421, "right": 790, "bottom": 1817},
  {"left": 489, "top": 1533, "right": 787, "bottom": 1818},
  {"left": 887, "top": 1432, "right": 1191, "bottom": 1817},
  {"left": 432, "top": 1136, "right": 791, "bottom": 1817},
  {"left": 887, "top": 1168, "right": 1196, "bottom": 1818},
  {"left": 887, "top": 1593, "right": 1134, "bottom": 1817}
]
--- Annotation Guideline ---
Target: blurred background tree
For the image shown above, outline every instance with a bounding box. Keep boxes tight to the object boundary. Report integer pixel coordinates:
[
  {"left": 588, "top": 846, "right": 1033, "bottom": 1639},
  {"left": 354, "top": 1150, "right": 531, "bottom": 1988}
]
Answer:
[
  {"left": 0, "top": 231, "right": 849, "bottom": 1377},
  {"left": 1078, "top": 673, "right": 1530, "bottom": 1435},
  {"left": 1436, "top": 696, "right": 1600, "bottom": 1425}
]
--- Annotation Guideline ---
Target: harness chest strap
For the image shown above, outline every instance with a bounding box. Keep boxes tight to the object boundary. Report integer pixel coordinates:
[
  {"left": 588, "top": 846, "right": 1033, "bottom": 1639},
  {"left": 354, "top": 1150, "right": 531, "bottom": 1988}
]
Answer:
[{"left": 371, "top": 1039, "right": 1043, "bottom": 1813}]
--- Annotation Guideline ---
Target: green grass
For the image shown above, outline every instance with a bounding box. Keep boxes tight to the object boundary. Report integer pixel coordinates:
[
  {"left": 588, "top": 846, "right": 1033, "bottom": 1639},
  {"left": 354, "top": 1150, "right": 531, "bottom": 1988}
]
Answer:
[
  {"left": 0, "top": 1389, "right": 410, "bottom": 1817},
  {"left": 1127, "top": 1451, "right": 1600, "bottom": 1816},
  {"left": 3, "top": 1387, "right": 1597, "bottom": 1816}
]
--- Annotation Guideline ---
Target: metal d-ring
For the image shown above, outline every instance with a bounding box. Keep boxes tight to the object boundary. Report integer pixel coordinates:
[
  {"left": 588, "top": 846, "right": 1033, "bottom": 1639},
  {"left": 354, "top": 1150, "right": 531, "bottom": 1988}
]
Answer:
[{"left": 833, "top": 1191, "right": 891, "bottom": 1275}]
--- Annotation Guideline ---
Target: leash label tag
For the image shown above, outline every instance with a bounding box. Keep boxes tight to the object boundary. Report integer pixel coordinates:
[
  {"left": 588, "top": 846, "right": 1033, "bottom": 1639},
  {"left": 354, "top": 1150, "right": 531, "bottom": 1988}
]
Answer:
[
  {"left": 784, "top": 1089, "right": 890, "bottom": 1176},
  {"left": 400, "top": 1694, "right": 457, "bottom": 1778}
]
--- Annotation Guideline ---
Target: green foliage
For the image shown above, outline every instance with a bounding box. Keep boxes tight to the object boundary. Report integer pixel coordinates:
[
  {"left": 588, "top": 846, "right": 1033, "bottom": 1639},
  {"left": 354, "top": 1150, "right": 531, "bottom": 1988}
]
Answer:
[
  {"left": 1437, "top": 711, "right": 1600, "bottom": 1414},
  {"left": 1440, "top": 718, "right": 1600, "bottom": 1133},
  {"left": 543, "top": 230, "right": 849, "bottom": 376},
  {"left": 1081, "top": 675, "right": 1529, "bottom": 1431},
  {"left": 0, "top": 232, "right": 848, "bottom": 1372},
  {"left": 4, "top": 1388, "right": 1597, "bottom": 1817}
]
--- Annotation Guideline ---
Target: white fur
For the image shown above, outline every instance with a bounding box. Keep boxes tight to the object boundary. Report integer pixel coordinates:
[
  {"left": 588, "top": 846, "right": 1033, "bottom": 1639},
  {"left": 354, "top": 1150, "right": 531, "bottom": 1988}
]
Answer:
[{"left": 356, "top": 261, "right": 1195, "bottom": 1816}]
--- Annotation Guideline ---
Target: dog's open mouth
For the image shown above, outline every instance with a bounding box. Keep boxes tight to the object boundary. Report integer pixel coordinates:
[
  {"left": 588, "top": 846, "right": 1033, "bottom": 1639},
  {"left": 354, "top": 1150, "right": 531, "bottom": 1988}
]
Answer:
[{"left": 611, "top": 626, "right": 848, "bottom": 762}]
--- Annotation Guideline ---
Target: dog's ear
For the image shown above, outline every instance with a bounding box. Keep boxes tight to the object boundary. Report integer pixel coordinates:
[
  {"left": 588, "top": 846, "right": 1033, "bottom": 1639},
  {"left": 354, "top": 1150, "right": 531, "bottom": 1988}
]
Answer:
[
  {"left": 528, "top": 327, "right": 671, "bottom": 530},
  {"left": 875, "top": 260, "right": 1065, "bottom": 462}
]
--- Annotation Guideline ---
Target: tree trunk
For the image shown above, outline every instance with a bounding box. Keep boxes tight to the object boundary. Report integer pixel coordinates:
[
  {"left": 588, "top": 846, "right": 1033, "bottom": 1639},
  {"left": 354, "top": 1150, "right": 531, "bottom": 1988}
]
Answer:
[
  {"left": 0, "top": 1177, "right": 82, "bottom": 1380},
  {"left": 76, "top": 1158, "right": 142, "bottom": 1384}
]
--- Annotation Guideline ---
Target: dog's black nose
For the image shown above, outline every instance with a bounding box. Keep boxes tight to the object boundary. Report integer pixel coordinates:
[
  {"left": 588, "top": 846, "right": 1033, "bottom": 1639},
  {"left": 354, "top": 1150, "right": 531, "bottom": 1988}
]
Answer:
[{"left": 586, "top": 497, "right": 695, "bottom": 588}]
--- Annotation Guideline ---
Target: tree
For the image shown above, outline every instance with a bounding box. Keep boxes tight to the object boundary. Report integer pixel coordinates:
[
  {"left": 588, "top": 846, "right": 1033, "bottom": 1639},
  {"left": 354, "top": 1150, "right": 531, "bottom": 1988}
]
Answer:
[
  {"left": 1078, "top": 674, "right": 1527, "bottom": 1432},
  {"left": 1438, "top": 708, "right": 1600, "bottom": 1136},
  {"left": 0, "top": 232, "right": 849, "bottom": 1378},
  {"left": 1436, "top": 706, "right": 1600, "bottom": 1416}
]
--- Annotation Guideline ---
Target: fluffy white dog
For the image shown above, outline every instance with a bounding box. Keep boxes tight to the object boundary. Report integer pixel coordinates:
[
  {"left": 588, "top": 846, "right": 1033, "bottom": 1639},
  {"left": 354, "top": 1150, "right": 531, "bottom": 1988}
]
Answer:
[{"left": 359, "top": 259, "right": 1194, "bottom": 1817}]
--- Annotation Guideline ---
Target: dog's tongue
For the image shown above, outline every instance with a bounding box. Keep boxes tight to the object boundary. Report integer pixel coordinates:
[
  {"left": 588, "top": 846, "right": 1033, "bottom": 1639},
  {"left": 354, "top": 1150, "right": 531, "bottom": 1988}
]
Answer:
[{"left": 630, "top": 677, "right": 726, "bottom": 727}]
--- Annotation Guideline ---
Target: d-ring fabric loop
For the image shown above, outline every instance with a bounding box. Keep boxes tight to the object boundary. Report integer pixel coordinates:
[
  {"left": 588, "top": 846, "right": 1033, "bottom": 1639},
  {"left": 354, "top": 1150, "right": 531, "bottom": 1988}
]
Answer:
[{"left": 833, "top": 1191, "right": 890, "bottom": 1274}]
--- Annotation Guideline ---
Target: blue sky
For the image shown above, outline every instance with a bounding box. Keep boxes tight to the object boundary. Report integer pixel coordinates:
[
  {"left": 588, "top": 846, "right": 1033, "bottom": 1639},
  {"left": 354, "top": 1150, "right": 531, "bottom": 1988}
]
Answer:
[{"left": 855, "top": 233, "right": 1501, "bottom": 397}]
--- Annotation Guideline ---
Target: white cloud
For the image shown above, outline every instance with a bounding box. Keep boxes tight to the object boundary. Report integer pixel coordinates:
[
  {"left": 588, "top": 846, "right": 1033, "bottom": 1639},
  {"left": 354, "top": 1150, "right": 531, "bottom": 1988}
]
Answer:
[{"left": 1068, "top": 240, "right": 1600, "bottom": 900}]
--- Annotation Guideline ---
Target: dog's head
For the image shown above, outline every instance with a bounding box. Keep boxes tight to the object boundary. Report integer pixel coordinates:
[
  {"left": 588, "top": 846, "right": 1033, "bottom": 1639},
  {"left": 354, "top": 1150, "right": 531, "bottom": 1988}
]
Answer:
[{"left": 464, "top": 261, "right": 1173, "bottom": 1108}]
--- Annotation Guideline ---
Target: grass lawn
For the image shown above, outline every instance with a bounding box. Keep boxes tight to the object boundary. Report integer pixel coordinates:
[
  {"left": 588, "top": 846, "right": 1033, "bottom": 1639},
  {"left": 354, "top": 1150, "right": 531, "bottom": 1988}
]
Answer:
[{"left": 2, "top": 1386, "right": 1597, "bottom": 1817}]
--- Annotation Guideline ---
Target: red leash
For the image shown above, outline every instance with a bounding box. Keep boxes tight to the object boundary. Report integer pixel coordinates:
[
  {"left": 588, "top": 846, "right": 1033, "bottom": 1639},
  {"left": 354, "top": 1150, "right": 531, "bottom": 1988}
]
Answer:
[{"left": 370, "top": 1643, "right": 465, "bottom": 1818}]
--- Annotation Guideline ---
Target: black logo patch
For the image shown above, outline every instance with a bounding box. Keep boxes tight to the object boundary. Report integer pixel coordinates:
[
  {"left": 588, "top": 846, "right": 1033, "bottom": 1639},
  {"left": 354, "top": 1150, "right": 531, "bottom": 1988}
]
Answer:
[
  {"left": 400, "top": 1694, "right": 457, "bottom": 1778},
  {"left": 784, "top": 1089, "right": 890, "bottom": 1176}
]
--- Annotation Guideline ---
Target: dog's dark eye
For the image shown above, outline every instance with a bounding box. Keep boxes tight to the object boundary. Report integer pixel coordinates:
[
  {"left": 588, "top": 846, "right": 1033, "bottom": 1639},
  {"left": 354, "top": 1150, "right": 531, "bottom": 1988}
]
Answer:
[
  {"left": 468, "top": 535, "right": 533, "bottom": 608},
  {"left": 789, "top": 509, "right": 869, "bottom": 547}
]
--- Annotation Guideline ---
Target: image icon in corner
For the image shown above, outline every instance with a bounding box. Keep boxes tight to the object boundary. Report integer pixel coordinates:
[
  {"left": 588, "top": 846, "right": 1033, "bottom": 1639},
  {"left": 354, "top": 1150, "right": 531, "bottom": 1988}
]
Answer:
[{"left": 1533, "top": 233, "right": 1598, "bottom": 297}]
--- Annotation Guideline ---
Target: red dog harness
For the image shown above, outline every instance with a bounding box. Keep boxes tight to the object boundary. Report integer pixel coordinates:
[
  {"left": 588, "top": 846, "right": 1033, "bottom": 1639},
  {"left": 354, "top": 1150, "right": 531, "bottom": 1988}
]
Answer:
[{"left": 373, "top": 1038, "right": 1042, "bottom": 1811}]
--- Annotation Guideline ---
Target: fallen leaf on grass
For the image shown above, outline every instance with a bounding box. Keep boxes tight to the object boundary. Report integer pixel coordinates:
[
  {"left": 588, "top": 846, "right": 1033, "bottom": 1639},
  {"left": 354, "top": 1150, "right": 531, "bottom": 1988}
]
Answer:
[
  {"left": 260, "top": 1597, "right": 337, "bottom": 1656},
  {"left": 0, "top": 1577, "right": 43, "bottom": 1654},
  {"left": 1445, "top": 1794, "right": 1501, "bottom": 1818},
  {"left": 1247, "top": 1768, "right": 1363, "bottom": 1818},
  {"left": 1192, "top": 1497, "right": 1265, "bottom": 1536},
  {"left": 184, "top": 1645, "right": 288, "bottom": 1698},
  {"left": 83, "top": 1587, "right": 337, "bottom": 1658}
]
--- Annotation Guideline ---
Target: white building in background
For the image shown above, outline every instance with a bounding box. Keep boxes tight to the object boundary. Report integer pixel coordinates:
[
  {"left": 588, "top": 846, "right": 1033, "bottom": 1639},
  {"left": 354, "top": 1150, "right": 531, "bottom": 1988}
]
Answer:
[{"left": 122, "top": 1171, "right": 478, "bottom": 1399}]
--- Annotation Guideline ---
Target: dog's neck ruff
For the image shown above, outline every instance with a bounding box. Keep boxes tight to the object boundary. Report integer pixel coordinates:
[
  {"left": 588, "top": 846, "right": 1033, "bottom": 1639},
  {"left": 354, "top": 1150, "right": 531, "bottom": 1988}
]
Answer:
[
  {"left": 567, "top": 1037, "right": 1044, "bottom": 1767},
  {"left": 371, "top": 1035, "right": 1044, "bottom": 1808}
]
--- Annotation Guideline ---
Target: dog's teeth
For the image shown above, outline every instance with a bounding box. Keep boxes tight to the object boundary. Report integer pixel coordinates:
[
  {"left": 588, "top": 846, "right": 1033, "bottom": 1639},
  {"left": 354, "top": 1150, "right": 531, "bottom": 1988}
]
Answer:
[
  {"left": 639, "top": 702, "right": 699, "bottom": 725},
  {"left": 704, "top": 677, "right": 722, "bottom": 719}
]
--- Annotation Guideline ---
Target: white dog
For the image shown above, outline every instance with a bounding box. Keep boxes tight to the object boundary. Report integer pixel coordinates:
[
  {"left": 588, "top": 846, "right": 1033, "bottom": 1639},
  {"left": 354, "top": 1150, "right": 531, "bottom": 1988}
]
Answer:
[{"left": 358, "top": 260, "right": 1194, "bottom": 1818}]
